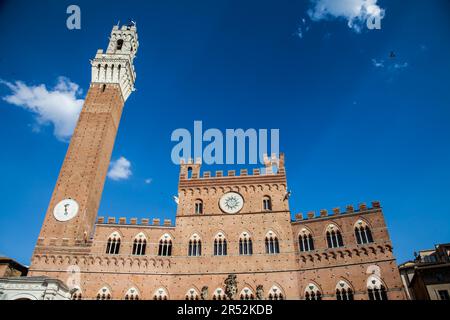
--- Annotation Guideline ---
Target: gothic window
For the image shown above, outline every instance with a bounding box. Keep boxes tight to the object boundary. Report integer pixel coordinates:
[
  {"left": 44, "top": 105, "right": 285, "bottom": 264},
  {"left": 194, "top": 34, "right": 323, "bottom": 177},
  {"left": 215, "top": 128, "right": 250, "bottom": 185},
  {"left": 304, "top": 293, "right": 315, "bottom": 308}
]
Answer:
[
  {"left": 298, "top": 228, "right": 315, "bottom": 252},
  {"left": 96, "top": 287, "right": 112, "bottom": 300},
  {"left": 185, "top": 288, "right": 200, "bottom": 300},
  {"left": 355, "top": 220, "right": 374, "bottom": 245},
  {"left": 116, "top": 39, "right": 124, "bottom": 50},
  {"left": 124, "top": 287, "right": 140, "bottom": 300},
  {"left": 367, "top": 276, "right": 388, "bottom": 300},
  {"left": 335, "top": 281, "right": 354, "bottom": 300},
  {"left": 188, "top": 234, "right": 202, "bottom": 257},
  {"left": 265, "top": 230, "right": 280, "bottom": 254},
  {"left": 71, "top": 288, "right": 82, "bottom": 300},
  {"left": 158, "top": 233, "right": 173, "bottom": 256},
  {"left": 239, "top": 287, "right": 255, "bottom": 300},
  {"left": 106, "top": 232, "right": 121, "bottom": 255},
  {"left": 132, "top": 232, "right": 147, "bottom": 255},
  {"left": 214, "top": 232, "right": 227, "bottom": 256},
  {"left": 195, "top": 199, "right": 203, "bottom": 214},
  {"left": 304, "top": 283, "right": 322, "bottom": 300},
  {"left": 268, "top": 285, "right": 284, "bottom": 300},
  {"left": 326, "top": 224, "right": 344, "bottom": 248},
  {"left": 212, "top": 288, "right": 226, "bottom": 300},
  {"left": 239, "top": 232, "right": 253, "bottom": 255},
  {"left": 263, "top": 196, "right": 272, "bottom": 211},
  {"left": 153, "top": 288, "right": 168, "bottom": 300}
]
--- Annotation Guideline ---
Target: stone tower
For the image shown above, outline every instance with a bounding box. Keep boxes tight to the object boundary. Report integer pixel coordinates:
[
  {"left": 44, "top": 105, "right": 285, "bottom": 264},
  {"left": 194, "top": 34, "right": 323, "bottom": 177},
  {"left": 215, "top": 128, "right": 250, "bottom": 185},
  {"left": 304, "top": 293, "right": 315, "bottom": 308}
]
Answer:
[{"left": 34, "top": 24, "right": 138, "bottom": 249}]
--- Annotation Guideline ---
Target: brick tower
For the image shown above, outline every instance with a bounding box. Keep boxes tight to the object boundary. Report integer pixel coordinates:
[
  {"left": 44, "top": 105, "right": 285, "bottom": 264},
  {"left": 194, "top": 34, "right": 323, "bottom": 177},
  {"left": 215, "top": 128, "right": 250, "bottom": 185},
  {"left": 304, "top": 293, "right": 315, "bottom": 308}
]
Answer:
[{"left": 34, "top": 24, "right": 138, "bottom": 250}]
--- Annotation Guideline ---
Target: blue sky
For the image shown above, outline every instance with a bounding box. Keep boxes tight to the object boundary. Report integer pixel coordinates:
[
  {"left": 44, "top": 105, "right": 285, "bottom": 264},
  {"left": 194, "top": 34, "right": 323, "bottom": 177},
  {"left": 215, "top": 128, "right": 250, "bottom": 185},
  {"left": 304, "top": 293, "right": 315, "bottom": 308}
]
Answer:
[{"left": 0, "top": 0, "right": 449, "bottom": 265}]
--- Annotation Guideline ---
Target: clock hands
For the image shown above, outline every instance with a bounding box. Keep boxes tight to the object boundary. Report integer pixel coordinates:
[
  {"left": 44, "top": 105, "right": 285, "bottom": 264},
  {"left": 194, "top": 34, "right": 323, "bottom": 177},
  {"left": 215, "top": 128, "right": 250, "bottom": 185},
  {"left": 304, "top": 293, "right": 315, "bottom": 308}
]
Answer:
[{"left": 64, "top": 203, "right": 70, "bottom": 215}]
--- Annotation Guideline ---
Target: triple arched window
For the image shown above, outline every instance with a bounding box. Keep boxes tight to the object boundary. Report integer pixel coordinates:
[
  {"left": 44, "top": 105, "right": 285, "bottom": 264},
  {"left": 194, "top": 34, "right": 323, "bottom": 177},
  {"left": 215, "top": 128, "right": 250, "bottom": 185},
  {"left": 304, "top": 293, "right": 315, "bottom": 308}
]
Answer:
[
  {"left": 106, "top": 232, "right": 121, "bottom": 255},
  {"left": 239, "top": 232, "right": 253, "bottom": 255},
  {"left": 132, "top": 233, "right": 147, "bottom": 255},
  {"left": 335, "top": 281, "right": 354, "bottom": 300},
  {"left": 239, "top": 287, "right": 255, "bottom": 300},
  {"left": 124, "top": 287, "right": 140, "bottom": 300},
  {"left": 212, "top": 288, "right": 226, "bottom": 300},
  {"left": 268, "top": 285, "right": 284, "bottom": 300},
  {"left": 188, "top": 234, "right": 202, "bottom": 256},
  {"left": 158, "top": 233, "right": 173, "bottom": 256},
  {"left": 71, "top": 288, "right": 82, "bottom": 300},
  {"left": 367, "top": 276, "right": 388, "bottom": 300},
  {"left": 355, "top": 220, "right": 374, "bottom": 245},
  {"left": 265, "top": 231, "right": 280, "bottom": 254},
  {"left": 326, "top": 225, "right": 344, "bottom": 248},
  {"left": 96, "top": 287, "right": 112, "bottom": 300},
  {"left": 153, "top": 288, "right": 168, "bottom": 300},
  {"left": 298, "top": 228, "right": 314, "bottom": 252},
  {"left": 185, "top": 288, "right": 200, "bottom": 300},
  {"left": 214, "top": 232, "right": 227, "bottom": 256},
  {"left": 304, "top": 283, "right": 322, "bottom": 300}
]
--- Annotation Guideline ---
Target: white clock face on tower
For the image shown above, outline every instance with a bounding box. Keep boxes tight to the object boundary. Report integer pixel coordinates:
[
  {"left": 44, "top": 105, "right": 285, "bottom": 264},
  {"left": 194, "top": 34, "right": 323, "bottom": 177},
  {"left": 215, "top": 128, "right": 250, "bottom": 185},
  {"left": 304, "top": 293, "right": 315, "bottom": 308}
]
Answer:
[
  {"left": 219, "top": 192, "right": 244, "bottom": 214},
  {"left": 53, "top": 199, "right": 79, "bottom": 222}
]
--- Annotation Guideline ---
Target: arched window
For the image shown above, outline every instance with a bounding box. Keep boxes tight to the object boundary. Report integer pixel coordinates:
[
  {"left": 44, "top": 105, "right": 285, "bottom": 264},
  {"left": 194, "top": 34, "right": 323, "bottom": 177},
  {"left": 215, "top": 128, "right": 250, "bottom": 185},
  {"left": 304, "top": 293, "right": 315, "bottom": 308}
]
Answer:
[
  {"left": 263, "top": 196, "right": 272, "bottom": 211},
  {"left": 106, "top": 232, "right": 121, "bottom": 255},
  {"left": 124, "top": 287, "right": 140, "bottom": 300},
  {"left": 355, "top": 220, "right": 374, "bottom": 245},
  {"left": 188, "top": 234, "right": 202, "bottom": 257},
  {"left": 185, "top": 288, "right": 200, "bottom": 300},
  {"left": 195, "top": 199, "right": 203, "bottom": 214},
  {"left": 212, "top": 288, "right": 226, "bottom": 300},
  {"left": 298, "top": 228, "right": 315, "bottom": 252},
  {"left": 326, "top": 224, "right": 344, "bottom": 248},
  {"left": 214, "top": 232, "right": 227, "bottom": 256},
  {"left": 268, "top": 285, "right": 284, "bottom": 300},
  {"left": 239, "top": 287, "right": 255, "bottom": 300},
  {"left": 116, "top": 39, "right": 124, "bottom": 50},
  {"left": 335, "top": 281, "right": 354, "bottom": 300},
  {"left": 367, "top": 276, "right": 388, "bottom": 300},
  {"left": 96, "top": 287, "right": 112, "bottom": 300},
  {"left": 71, "top": 288, "right": 82, "bottom": 300},
  {"left": 239, "top": 232, "right": 253, "bottom": 255},
  {"left": 265, "top": 231, "right": 280, "bottom": 254},
  {"left": 153, "top": 288, "right": 168, "bottom": 300},
  {"left": 132, "top": 232, "right": 147, "bottom": 255},
  {"left": 158, "top": 233, "right": 173, "bottom": 256},
  {"left": 304, "top": 283, "right": 322, "bottom": 300}
]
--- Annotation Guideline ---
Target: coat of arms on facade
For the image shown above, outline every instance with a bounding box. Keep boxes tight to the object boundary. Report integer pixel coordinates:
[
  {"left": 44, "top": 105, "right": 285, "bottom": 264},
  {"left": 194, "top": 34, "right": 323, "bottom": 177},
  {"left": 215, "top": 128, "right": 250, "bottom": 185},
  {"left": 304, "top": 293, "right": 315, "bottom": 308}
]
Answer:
[
  {"left": 224, "top": 274, "right": 238, "bottom": 300},
  {"left": 256, "top": 285, "right": 264, "bottom": 300},
  {"left": 200, "top": 286, "right": 208, "bottom": 300}
]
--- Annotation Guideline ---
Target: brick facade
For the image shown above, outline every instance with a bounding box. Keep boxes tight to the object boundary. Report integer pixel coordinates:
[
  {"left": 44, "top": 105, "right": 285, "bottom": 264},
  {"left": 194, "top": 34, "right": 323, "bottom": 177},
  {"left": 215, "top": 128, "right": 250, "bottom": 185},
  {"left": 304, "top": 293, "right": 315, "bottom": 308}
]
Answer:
[{"left": 27, "top": 24, "right": 405, "bottom": 300}]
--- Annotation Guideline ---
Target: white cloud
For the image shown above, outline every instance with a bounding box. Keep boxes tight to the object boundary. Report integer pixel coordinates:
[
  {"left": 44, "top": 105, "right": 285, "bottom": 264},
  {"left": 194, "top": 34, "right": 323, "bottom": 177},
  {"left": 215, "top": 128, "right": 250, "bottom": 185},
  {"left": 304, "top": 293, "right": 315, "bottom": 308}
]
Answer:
[
  {"left": 307, "top": 0, "right": 385, "bottom": 32},
  {"left": 107, "top": 157, "right": 132, "bottom": 181},
  {"left": 372, "top": 58, "right": 384, "bottom": 68},
  {"left": 144, "top": 178, "right": 152, "bottom": 184},
  {"left": 393, "top": 62, "right": 408, "bottom": 70},
  {"left": 1, "top": 77, "right": 84, "bottom": 141}
]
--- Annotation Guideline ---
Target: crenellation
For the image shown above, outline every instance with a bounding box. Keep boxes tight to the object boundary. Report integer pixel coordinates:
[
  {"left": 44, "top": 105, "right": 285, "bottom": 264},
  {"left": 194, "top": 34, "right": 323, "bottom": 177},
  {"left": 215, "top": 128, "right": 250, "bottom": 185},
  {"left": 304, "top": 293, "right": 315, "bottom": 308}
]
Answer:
[
  {"left": 130, "top": 218, "right": 137, "bottom": 225},
  {"left": 119, "top": 217, "right": 126, "bottom": 224},
  {"left": 152, "top": 218, "right": 160, "bottom": 226}
]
